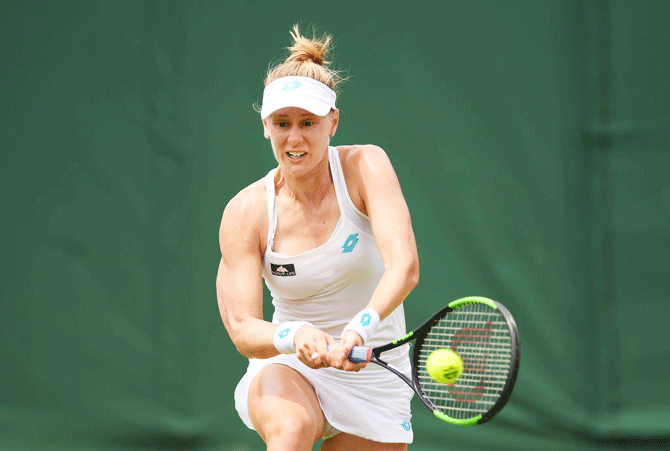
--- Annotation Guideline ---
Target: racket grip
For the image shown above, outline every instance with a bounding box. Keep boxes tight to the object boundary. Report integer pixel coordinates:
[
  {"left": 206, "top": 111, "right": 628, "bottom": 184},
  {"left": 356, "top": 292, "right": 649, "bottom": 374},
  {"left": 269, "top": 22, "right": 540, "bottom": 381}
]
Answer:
[{"left": 326, "top": 345, "right": 372, "bottom": 363}]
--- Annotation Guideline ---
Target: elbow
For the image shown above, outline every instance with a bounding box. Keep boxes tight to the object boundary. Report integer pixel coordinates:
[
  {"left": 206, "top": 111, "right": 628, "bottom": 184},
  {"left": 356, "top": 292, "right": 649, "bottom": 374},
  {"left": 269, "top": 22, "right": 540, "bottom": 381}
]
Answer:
[
  {"left": 233, "top": 340, "right": 255, "bottom": 359},
  {"left": 225, "top": 320, "right": 255, "bottom": 359},
  {"left": 226, "top": 318, "right": 277, "bottom": 360},
  {"left": 407, "top": 257, "right": 420, "bottom": 290},
  {"left": 386, "top": 253, "right": 420, "bottom": 292},
  {"left": 220, "top": 313, "right": 250, "bottom": 357},
  {"left": 234, "top": 337, "right": 277, "bottom": 360},
  {"left": 229, "top": 328, "right": 258, "bottom": 359},
  {"left": 396, "top": 251, "right": 419, "bottom": 291},
  {"left": 227, "top": 326, "right": 246, "bottom": 355}
]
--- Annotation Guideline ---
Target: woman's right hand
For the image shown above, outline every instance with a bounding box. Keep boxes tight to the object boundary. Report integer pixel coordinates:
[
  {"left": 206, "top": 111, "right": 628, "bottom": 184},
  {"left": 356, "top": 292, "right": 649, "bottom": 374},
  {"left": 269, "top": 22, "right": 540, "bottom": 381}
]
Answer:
[{"left": 294, "top": 325, "right": 334, "bottom": 369}]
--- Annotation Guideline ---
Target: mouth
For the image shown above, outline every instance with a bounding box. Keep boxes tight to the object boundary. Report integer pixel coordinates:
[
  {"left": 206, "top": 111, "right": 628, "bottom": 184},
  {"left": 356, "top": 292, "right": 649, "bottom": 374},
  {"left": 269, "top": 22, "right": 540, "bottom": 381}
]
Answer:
[{"left": 286, "top": 151, "right": 307, "bottom": 160}]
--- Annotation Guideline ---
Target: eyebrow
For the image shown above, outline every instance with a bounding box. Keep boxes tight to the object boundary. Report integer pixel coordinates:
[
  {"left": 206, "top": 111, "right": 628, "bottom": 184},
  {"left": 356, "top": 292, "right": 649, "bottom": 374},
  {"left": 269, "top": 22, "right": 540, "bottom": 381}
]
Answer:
[{"left": 272, "top": 113, "right": 316, "bottom": 118}]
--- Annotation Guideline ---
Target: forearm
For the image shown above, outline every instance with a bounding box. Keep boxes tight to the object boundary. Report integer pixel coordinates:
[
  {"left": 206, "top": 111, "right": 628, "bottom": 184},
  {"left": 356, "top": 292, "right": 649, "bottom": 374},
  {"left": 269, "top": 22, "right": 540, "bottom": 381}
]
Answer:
[
  {"left": 366, "top": 258, "right": 419, "bottom": 320},
  {"left": 226, "top": 316, "right": 281, "bottom": 359}
]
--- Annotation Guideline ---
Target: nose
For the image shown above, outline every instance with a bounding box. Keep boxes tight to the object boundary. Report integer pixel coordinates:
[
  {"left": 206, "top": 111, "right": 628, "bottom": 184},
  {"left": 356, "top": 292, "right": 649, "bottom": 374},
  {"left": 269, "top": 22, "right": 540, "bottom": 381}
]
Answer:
[{"left": 287, "top": 125, "right": 303, "bottom": 144}]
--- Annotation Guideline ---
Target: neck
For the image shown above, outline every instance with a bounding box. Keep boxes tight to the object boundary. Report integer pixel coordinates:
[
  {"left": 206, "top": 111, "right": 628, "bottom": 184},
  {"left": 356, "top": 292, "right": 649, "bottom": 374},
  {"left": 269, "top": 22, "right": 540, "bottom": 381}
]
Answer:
[{"left": 275, "top": 153, "right": 332, "bottom": 205}]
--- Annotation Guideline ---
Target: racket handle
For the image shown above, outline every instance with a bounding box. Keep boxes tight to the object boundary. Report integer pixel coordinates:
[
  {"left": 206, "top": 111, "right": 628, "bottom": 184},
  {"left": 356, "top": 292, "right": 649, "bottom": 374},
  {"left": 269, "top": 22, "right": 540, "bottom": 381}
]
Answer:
[{"left": 326, "top": 345, "right": 372, "bottom": 363}]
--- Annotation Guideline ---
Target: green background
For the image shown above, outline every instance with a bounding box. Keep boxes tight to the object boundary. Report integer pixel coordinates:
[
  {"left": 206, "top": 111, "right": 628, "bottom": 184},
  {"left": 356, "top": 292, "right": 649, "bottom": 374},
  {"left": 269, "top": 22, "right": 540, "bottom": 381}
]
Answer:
[{"left": 1, "top": 1, "right": 668, "bottom": 450}]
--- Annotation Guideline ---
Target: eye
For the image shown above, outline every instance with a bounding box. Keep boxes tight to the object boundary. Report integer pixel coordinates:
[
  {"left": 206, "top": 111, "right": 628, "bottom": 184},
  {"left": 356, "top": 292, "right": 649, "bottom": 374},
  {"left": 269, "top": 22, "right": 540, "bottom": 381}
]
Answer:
[
  {"left": 276, "top": 121, "right": 289, "bottom": 128},
  {"left": 303, "top": 120, "right": 315, "bottom": 127}
]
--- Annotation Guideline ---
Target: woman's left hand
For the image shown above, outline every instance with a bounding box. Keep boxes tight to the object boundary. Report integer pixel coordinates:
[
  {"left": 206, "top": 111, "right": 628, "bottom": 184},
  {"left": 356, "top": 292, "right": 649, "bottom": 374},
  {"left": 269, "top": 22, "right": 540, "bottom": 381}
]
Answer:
[{"left": 327, "top": 331, "right": 367, "bottom": 372}]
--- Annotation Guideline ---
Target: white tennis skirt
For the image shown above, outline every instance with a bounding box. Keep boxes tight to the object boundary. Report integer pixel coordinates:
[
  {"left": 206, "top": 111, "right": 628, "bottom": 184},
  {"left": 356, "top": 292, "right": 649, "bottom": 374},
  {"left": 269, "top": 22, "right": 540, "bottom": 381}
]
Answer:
[{"left": 234, "top": 345, "right": 414, "bottom": 443}]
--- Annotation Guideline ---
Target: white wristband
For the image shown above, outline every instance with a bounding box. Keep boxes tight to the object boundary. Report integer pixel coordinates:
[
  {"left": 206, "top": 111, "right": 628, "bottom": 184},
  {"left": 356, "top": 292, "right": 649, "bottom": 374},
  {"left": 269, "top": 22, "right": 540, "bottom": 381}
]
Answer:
[
  {"left": 273, "top": 321, "right": 313, "bottom": 354},
  {"left": 341, "top": 309, "right": 380, "bottom": 345}
]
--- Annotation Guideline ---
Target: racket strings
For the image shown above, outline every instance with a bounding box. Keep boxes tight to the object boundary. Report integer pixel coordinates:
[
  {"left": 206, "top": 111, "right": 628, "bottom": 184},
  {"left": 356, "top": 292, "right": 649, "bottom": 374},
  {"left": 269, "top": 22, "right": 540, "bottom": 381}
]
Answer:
[{"left": 416, "top": 304, "right": 513, "bottom": 419}]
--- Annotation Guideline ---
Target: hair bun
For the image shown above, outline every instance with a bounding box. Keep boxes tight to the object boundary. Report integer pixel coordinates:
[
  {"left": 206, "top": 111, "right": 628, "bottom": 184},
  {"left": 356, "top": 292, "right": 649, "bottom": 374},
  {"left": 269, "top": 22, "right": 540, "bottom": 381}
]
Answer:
[
  {"left": 286, "top": 25, "right": 331, "bottom": 66},
  {"left": 263, "top": 24, "right": 344, "bottom": 93}
]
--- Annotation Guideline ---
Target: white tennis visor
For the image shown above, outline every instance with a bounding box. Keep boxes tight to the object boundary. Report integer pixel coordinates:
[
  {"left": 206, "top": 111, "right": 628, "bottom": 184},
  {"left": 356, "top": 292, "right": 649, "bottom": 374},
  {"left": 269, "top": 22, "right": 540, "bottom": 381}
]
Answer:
[{"left": 260, "top": 76, "right": 336, "bottom": 119}]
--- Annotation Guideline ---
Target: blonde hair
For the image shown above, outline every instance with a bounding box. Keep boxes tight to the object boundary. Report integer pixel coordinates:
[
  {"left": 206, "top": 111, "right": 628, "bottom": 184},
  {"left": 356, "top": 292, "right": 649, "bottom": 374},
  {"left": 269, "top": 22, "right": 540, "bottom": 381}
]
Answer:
[{"left": 265, "top": 24, "right": 344, "bottom": 93}]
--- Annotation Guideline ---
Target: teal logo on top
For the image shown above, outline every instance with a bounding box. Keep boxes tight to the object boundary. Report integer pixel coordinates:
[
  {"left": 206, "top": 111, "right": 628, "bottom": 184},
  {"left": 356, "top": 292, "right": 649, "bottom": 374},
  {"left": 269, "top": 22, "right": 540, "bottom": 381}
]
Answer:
[
  {"left": 360, "top": 313, "right": 372, "bottom": 327},
  {"left": 402, "top": 421, "right": 411, "bottom": 431},
  {"left": 283, "top": 80, "right": 302, "bottom": 91},
  {"left": 342, "top": 233, "right": 359, "bottom": 253}
]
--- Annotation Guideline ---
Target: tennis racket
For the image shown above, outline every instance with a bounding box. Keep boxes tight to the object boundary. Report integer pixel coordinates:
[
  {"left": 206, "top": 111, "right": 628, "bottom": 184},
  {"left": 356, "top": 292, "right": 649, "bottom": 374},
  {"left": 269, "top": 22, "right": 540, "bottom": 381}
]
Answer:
[{"left": 345, "top": 296, "right": 520, "bottom": 426}]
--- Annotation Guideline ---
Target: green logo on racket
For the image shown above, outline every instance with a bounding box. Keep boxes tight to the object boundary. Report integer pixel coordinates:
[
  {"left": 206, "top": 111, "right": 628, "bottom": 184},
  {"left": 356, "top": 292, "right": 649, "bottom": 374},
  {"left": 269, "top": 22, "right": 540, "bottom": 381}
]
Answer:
[{"left": 342, "top": 233, "right": 359, "bottom": 253}]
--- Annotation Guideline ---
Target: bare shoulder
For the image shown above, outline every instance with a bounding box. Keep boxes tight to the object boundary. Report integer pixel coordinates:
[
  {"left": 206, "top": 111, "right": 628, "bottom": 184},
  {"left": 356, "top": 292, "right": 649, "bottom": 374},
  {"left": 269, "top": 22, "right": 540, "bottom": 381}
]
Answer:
[
  {"left": 222, "top": 178, "right": 267, "bottom": 218},
  {"left": 219, "top": 178, "right": 268, "bottom": 255},
  {"left": 336, "top": 145, "right": 397, "bottom": 215},
  {"left": 337, "top": 144, "right": 392, "bottom": 172},
  {"left": 337, "top": 144, "right": 396, "bottom": 186}
]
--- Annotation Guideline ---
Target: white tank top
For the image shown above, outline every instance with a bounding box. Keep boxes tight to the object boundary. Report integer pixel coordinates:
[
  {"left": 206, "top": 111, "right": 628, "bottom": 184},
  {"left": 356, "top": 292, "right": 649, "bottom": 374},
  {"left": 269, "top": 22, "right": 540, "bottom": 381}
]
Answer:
[{"left": 262, "top": 146, "right": 406, "bottom": 346}]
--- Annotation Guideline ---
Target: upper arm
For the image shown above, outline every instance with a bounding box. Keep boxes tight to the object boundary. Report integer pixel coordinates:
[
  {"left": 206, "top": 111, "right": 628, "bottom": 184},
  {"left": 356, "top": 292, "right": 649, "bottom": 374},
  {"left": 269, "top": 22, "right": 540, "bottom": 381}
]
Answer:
[
  {"left": 217, "top": 186, "right": 266, "bottom": 340},
  {"left": 347, "top": 145, "right": 419, "bottom": 276}
]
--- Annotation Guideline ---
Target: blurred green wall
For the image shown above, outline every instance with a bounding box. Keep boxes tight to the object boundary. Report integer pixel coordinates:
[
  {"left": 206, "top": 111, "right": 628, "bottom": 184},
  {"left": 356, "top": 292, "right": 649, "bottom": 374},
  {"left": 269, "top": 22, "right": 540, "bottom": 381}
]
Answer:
[{"left": 1, "top": 1, "right": 668, "bottom": 450}]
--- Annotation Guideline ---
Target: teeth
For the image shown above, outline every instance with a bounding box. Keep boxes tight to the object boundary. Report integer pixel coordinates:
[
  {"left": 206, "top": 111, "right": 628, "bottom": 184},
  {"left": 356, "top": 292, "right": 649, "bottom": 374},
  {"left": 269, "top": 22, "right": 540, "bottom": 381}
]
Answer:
[{"left": 288, "top": 152, "right": 306, "bottom": 157}]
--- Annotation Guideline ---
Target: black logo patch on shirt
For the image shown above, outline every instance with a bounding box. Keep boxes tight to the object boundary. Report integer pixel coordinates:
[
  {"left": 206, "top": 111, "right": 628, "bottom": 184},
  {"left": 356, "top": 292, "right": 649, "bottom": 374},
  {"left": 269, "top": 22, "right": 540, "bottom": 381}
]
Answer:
[{"left": 271, "top": 263, "right": 296, "bottom": 276}]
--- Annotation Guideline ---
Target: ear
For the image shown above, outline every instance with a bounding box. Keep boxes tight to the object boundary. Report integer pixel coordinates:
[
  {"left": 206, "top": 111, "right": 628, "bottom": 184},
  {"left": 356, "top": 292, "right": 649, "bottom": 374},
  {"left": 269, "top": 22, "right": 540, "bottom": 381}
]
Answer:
[
  {"left": 329, "top": 108, "right": 339, "bottom": 137},
  {"left": 262, "top": 120, "right": 270, "bottom": 139}
]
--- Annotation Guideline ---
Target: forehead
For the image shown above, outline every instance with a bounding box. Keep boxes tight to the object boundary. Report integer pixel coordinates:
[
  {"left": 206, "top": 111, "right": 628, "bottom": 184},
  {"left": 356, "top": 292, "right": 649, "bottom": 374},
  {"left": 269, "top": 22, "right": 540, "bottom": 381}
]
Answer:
[{"left": 270, "top": 107, "right": 318, "bottom": 118}]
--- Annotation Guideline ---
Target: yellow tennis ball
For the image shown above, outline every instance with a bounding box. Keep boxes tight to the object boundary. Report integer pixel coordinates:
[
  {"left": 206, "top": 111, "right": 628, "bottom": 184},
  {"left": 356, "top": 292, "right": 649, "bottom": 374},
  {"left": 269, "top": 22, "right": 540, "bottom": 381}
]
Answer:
[{"left": 426, "top": 349, "right": 463, "bottom": 384}]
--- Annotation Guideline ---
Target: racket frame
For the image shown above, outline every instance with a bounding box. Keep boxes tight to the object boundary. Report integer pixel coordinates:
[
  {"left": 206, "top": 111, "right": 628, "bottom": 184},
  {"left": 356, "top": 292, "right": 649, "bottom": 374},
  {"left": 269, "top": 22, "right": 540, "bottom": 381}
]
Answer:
[{"left": 363, "top": 296, "right": 520, "bottom": 426}]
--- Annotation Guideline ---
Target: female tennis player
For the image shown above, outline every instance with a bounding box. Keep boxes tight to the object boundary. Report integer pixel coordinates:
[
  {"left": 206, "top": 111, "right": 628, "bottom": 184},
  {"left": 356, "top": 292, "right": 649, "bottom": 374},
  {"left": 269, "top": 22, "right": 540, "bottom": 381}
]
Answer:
[{"left": 217, "top": 25, "right": 419, "bottom": 451}]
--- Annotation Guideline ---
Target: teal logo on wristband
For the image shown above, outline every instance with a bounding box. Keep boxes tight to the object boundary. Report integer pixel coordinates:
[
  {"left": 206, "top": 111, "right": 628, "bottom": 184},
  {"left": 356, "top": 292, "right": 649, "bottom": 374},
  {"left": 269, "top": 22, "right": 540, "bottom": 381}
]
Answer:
[
  {"left": 360, "top": 313, "right": 372, "bottom": 327},
  {"left": 278, "top": 328, "right": 290, "bottom": 338}
]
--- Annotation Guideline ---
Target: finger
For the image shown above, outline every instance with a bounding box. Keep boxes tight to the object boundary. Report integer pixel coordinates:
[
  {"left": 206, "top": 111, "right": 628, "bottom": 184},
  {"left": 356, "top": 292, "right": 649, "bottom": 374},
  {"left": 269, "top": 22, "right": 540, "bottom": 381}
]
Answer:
[
  {"left": 309, "top": 352, "right": 323, "bottom": 369},
  {"left": 330, "top": 341, "right": 367, "bottom": 372},
  {"left": 344, "top": 360, "right": 367, "bottom": 372},
  {"left": 315, "top": 334, "right": 336, "bottom": 368},
  {"left": 320, "top": 335, "right": 335, "bottom": 356},
  {"left": 325, "top": 344, "right": 345, "bottom": 368},
  {"left": 297, "top": 345, "right": 320, "bottom": 368},
  {"left": 338, "top": 345, "right": 360, "bottom": 369}
]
